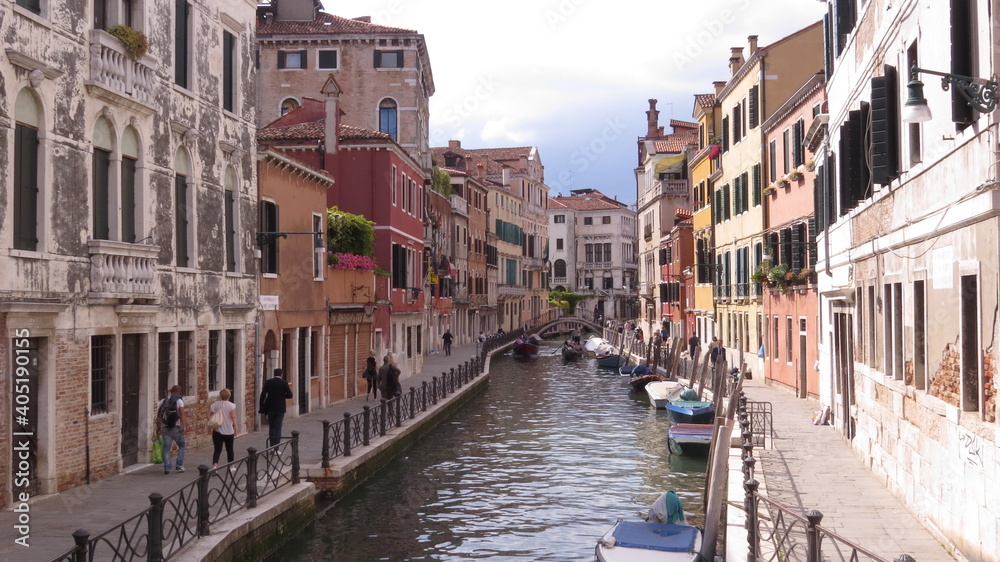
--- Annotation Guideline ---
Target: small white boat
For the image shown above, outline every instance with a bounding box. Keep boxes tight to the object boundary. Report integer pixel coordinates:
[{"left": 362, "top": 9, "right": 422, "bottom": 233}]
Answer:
[
  {"left": 645, "top": 381, "right": 686, "bottom": 409},
  {"left": 596, "top": 519, "right": 703, "bottom": 562},
  {"left": 585, "top": 336, "right": 610, "bottom": 354}
]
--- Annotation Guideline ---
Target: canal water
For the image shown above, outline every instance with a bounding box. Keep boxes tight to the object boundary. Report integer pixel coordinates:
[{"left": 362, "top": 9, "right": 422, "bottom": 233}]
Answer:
[{"left": 268, "top": 341, "right": 707, "bottom": 561}]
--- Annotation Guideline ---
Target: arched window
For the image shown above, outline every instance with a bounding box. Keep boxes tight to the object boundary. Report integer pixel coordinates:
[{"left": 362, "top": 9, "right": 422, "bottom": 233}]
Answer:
[
  {"left": 553, "top": 259, "right": 566, "bottom": 278},
  {"left": 379, "top": 98, "right": 397, "bottom": 140},
  {"left": 92, "top": 117, "right": 115, "bottom": 240},
  {"left": 14, "top": 89, "right": 41, "bottom": 251},
  {"left": 280, "top": 97, "right": 300, "bottom": 115},
  {"left": 174, "top": 148, "right": 192, "bottom": 267}
]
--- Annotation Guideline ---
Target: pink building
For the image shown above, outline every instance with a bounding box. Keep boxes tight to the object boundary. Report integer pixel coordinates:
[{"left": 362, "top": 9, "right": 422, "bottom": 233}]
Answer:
[
  {"left": 761, "top": 73, "right": 825, "bottom": 398},
  {"left": 258, "top": 83, "right": 427, "bottom": 378}
]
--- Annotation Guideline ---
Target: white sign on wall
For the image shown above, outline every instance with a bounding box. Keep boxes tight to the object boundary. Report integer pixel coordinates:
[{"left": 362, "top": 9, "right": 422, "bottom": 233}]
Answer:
[
  {"left": 931, "top": 246, "right": 953, "bottom": 290},
  {"left": 260, "top": 295, "right": 279, "bottom": 311}
]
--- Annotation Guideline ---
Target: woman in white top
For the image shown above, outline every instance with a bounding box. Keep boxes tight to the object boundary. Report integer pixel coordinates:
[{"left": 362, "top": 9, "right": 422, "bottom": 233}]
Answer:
[{"left": 210, "top": 388, "right": 239, "bottom": 468}]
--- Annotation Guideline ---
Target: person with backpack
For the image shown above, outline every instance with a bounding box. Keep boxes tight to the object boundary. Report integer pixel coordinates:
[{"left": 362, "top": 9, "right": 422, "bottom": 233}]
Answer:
[
  {"left": 259, "top": 368, "right": 293, "bottom": 448},
  {"left": 158, "top": 385, "right": 187, "bottom": 474}
]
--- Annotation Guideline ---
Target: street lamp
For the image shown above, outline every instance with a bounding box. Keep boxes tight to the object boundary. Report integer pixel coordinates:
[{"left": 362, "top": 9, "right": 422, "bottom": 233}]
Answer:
[{"left": 903, "top": 63, "right": 999, "bottom": 124}]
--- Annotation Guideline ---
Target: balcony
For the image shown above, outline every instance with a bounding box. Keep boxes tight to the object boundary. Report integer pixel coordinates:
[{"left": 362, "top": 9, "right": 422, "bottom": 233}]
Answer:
[
  {"left": 551, "top": 276, "right": 568, "bottom": 285},
  {"left": 85, "top": 30, "right": 156, "bottom": 115},
  {"left": 451, "top": 195, "right": 468, "bottom": 216},
  {"left": 643, "top": 224, "right": 653, "bottom": 240},
  {"left": 583, "top": 262, "right": 612, "bottom": 270},
  {"left": 89, "top": 240, "right": 159, "bottom": 299},
  {"left": 523, "top": 256, "right": 544, "bottom": 270},
  {"left": 498, "top": 285, "right": 526, "bottom": 297},
  {"left": 661, "top": 180, "right": 688, "bottom": 196}
]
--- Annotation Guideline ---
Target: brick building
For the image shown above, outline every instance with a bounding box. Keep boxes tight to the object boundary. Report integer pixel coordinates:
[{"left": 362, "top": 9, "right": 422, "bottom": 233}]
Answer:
[{"left": 0, "top": 0, "right": 259, "bottom": 505}]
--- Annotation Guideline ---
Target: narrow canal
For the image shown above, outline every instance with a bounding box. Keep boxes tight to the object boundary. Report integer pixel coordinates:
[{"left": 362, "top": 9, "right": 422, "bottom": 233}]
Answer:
[{"left": 269, "top": 341, "right": 707, "bottom": 561}]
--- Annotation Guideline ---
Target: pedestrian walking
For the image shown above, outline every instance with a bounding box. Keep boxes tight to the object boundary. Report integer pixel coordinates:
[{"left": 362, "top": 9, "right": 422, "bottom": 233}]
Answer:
[
  {"left": 362, "top": 350, "right": 378, "bottom": 400},
  {"left": 388, "top": 358, "right": 402, "bottom": 397},
  {"left": 210, "top": 389, "right": 239, "bottom": 469},
  {"left": 442, "top": 329, "right": 454, "bottom": 356},
  {"left": 478, "top": 331, "right": 487, "bottom": 343},
  {"left": 157, "top": 385, "right": 186, "bottom": 474},
  {"left": 259, "top": 368, "right": 292, "bottom": 447},
  {"left": 377, "top": 355, "right": 392, "bottom": 400},
  {"left": 710, "top": 338, "right": 725, "bottom": 369},
  {"left": 688, "top": 334, "right": 701, "bottom": 358}
]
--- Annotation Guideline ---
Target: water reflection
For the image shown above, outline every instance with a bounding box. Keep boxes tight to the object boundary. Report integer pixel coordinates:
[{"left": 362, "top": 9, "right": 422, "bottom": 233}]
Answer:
[{"left": 268, "top": 341, "right": 706, "bottom": 561}]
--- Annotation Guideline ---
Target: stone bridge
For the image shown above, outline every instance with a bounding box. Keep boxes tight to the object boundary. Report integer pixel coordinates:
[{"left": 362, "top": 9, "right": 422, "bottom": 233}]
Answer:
[{"left": 535, "top": 316, "right": 603, "bottom": 339}]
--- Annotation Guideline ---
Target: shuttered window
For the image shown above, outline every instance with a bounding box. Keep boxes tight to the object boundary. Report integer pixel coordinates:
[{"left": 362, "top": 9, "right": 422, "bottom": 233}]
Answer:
[
  {"left": 748, "top": 86, "right": 760, "bottom": 129},
  {"left": 871, "top": 66, "right": 900, "bottom": 185},
  {"left": 752, "top": 163, "right": 762, "bottom": 207},
  {"left": 225, "top": 189, "right": 236, "bottom": 272},
  {"left": 222, "top": 31, "right": 235, "bottom": 112},
  {"left": 793, "top": 119, "right": 805, "bottom": 168},
  {"left": 769, "top": 140, "right": 777, "bottom": 183},
  {"left": 374, "top": 50, "right": 404, "bottom": 68},
  {"left": 950, "top": 0, "right": 976, "bottom": 128},
  {"left": 122, "top": 157, "right": 137, "bottom": 243},
  {"left": 14, "top": 123, "right": 39, "bottom": 251},
  {"left": 318, "top": 50, "right": 338, "bottom": 69},
  {"left": 261, "top": 201, "right": 278, "bottom": 274},
  {"left": 780, "top": 228, "right": 793, "bottom": 269},
  {"left": 174, "top": 0, "right": 189, "bottom": 88},
  {"left": 16, "top": 0, "right": 41, "bottom": 15},
  {"left": 723, "top": 183, "right": 731, "bottom": 220},
  {"left": 175, "top": 175, "right": 190, "bottom": 267},
  {"left": 834, "top": 0, "right": 856, "bottom": 55},
  {"left": 722, "top": 116, "right": 730, "bottom": 153},
  {"left": 732, "top": 104, "right": 741, "bottom": 141},
  {"left": 277, "top": 50, "right": 307, "bottom": 69},
  {"left": 93, "top": 148, "right": 111, "bottom": 240},
  {"left": 808, "top": 218, "right": 818, "bottom": 270}
]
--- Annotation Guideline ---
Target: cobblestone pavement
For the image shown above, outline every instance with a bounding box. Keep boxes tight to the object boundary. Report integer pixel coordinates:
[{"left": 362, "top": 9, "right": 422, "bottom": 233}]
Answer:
[
  {"left": 741, "top": 377, "right": 957, "bottom": 561},
  {"left": 0, "top": 343, "right": 486, "bottom": 562}
]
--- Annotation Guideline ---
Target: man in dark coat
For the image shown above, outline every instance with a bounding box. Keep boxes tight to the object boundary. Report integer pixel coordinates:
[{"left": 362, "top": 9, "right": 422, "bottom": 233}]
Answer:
[
  {"left": 688, "top": 334, "right": 701, "bottom": 358},
  {"left": 259, "top": 368, "right": 293, "bottom": 447}
]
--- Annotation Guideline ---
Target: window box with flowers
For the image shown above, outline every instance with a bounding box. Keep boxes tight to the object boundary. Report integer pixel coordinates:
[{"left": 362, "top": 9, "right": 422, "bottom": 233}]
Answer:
[
  {"left": 787, "top": 170, "right": 803, "bottom": 182},
  {"left": 766, "top": 264, "right": 789, "bottom": 289},
  {"left": 805, "top": 159, "right": 816, "bottom": 172},
  {"left": 763, "top": 185, "right": 778, "bottom": 197},
  {"left": 777, "top": 177, "right": 791, "bottom": 189},
  {"left": 108, "top": 25, "right": 149, "bottom": 60}
]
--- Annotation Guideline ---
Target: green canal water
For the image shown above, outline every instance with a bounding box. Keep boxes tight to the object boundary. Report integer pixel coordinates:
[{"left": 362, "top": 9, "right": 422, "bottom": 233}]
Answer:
[{"left": 267, "top": 341, "right": 707, "bottom": 560}]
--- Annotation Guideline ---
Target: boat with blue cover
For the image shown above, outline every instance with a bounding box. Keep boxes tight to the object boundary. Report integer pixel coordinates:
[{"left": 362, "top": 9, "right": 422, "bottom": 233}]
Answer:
[
  {"left": 596, "top": 352, "right": 627, "bottom": 368},
  {"left": 664, "top": 400, "right": 716, "bottom": 424},
  {"left": 595, "top": 520, "right": 702, "bottom": 561}
]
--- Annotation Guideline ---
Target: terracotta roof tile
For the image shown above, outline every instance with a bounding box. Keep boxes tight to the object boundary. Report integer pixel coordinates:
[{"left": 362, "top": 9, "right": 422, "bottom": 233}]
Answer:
[
  {"left": 550, "top": 190, "right": 627, "bottom": 211},
  {"left": 670, "top": 119, "right": 699, "bottom": 130},
  {"left": 695, "top": 93, "right": 716, "bottom": 108},
  {"left": 258, "top": 11, "right": 415, "bottom": 36},
  {"left": 257, "top": 120, "right": 390, "bottom": 142},
  {"left": 653, "top": 130, "right": 699, "bottom": 153}
]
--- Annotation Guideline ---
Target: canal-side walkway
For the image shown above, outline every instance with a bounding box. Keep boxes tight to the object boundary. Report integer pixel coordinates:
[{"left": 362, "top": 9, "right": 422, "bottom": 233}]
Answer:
[
  {"left": 0, "top": 342, "right": 487, "bottom": 562},
  {"left": 734, "top": 377, "right": 958, "bottom": 561}
]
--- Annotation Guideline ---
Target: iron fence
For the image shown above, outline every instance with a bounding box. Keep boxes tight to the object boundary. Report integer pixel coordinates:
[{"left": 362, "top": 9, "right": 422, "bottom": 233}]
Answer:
[
  {"left": 736, "top": 393, "right": 916, "bottom": 562},
  {"left": 50, "top": 433, "right": 301, "bottom": 562},
  {"left": 322, "top": 355, "right": 486, "bottom": 467}
]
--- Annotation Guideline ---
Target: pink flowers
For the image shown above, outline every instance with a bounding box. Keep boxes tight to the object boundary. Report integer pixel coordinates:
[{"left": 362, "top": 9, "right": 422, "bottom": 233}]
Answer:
[{"left": 327, "top": 252, "right": 377, "bottom": 270}]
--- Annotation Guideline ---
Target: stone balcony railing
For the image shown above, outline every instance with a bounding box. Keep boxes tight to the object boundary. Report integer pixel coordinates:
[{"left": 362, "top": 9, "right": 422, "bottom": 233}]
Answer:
[
  {"left": 661, "top": 179, "right": 689, "bottom": 196},
  {"left": 89, "top": 240, "right": 159, "bottom": 298},
  {"left": 498, "top": 285, "right": 526, "bottom": 297},
  {"left": 451, "top": 195, "right": 468, "bottom": 216},
  {"left": 86, "top": 30, "right": 156, "bottom": 114}
]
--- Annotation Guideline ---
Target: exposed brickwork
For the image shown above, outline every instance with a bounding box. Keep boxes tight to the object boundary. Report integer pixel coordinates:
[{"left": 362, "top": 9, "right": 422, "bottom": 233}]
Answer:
[
  {"left": 929, "top": 343, "right": 961, "bottom": 407},
  {"left": 984, "top": 352, "right": 997, "bottom": 423},
  {"left": 904, "top": 360, "right": 914, "bottom": 387}
]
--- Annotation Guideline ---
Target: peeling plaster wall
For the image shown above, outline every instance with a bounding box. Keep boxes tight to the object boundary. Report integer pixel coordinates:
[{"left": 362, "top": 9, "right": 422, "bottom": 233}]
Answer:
[{"left": 0, "top": 0, "right": 260, "bottom": 508}]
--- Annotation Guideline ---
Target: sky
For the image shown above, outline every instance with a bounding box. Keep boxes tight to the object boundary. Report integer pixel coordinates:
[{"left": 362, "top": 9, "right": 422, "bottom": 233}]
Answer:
[{"left": 321, "top": 0, "right": 828, "bottom": 206}]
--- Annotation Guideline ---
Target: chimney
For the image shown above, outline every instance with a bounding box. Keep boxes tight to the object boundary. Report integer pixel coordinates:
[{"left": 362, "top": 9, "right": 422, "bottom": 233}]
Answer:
[
  {"left": 713, "top": 81, "right": 727, "bottom": 97},
  {"left": 502, "top": 166, "right": 510, "bottom": 187},
  {"left": 353, "top": 16, "right": 372, "bottom": 23},
  {"left": 729, "top": 47, "right": 744, "bottom": 78},
  {"left": 321, "top": 74, "right": 342, "bottom": 161},
  {"left": 448, "top": 139, "right": 461, "bottom": 149},
  {"left": 646, "top": 98, "right": 660, "bottom": 138},
  {"left": 747, "top": 35, "right": 758, "bottom": 56}
]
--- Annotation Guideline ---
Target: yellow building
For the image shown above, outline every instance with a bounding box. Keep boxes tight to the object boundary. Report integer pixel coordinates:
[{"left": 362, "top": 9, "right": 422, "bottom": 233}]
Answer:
[
  {"left": 712, "top": 26, "right": 823, "bottom": 367},
  {"left": 690, "top": 90, "right": 722, "bottom": 342}
]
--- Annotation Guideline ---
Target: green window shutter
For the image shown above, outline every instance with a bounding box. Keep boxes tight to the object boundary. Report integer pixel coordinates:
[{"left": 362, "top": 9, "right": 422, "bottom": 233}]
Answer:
[
  {"left": 793, "top": 120, "right": 804, "bottom": 168},
  {"left": 93, "top": 148, "right": 111, "bottom": 240},
  {"left": 300, "top": 50, "right": 308, "bottom": 68},
  {"left": 752, "top": 164, "right": 761, "bottom": 206},
  {"left": 724, "top": 183, "right": 731, "bottom": 220},
  {"left": 808, "top": 218, "right": 818, "bottom": 270},
  {"left": 174, "top": 0, "right": 189, "bottom": 87},
  {"left": 396, "top": 49, "right": 404, "bottom": 67},
  {"left": 223, "top": 31, "right": 235, "bottom": 111},
  {"left": 722, "top": 116, "right": 729, "bottom": 152},
  {"left": 14, "top": 124, "right": 39, "bottom": 251},
  {"left": 225, "top": 189, "right": 236, "bottom": 272},
  {"left": 749, "top": 85, "right": 759, "bottom": 129},
  {"left": 277, "top": 50, "right": 286, "bottom": 69},
  {"left": 121, "top": 157, "right": 137, "bottom": 243},
  {"left": 871, "top": 65, "right": 900, "bottom": 185},
  {"left": 175, "top": 175, "right": 189, "bottom": 267},
  {"left": 791, "top": 223, "right": 803, "bottom": 271}
]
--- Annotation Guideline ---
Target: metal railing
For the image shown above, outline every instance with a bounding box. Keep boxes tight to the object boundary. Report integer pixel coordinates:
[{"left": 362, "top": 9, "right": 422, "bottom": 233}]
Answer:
[
  {"left": 736, "top": 393, "right": 916, "bottom": 562},
  {"left": 50, "top": 433, "right": 301, "bottom": 562},
  {"left": 322, "top": 353, "right": 498, "bottom": 467}
]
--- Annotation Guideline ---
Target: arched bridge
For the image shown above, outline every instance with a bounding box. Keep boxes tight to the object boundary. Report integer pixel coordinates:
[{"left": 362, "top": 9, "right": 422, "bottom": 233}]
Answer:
[{"left": 535, "top": 316, "right": 603, "bottom": 338}]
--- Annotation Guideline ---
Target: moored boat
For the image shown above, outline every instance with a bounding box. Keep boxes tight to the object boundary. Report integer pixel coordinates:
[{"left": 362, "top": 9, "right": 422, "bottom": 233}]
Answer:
[
  {"left": 596, "top": 520, "right": 703, "bottom": 562},
  {"left": 627, "top": 373, "right": 664, "bottom": 392},
  {"left": 596, "top": 352, "right": 627, "bottom": 368},
  {"left": 584, "top": 336, "right": 610, "bottom": 355},
  {"left": 667, "top": 423, "right": 713, "bottom": 455},
  {"left": 664, "top": 400, "right": 716, "bottom": 424},
  {"left": 644, "top": 381, "right": 686, "bottom": 409}
]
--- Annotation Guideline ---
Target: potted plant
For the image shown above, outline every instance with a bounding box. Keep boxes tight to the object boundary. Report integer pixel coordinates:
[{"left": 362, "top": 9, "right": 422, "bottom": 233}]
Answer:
[
  {"left": 108, "top": 25, "right": 149, "bottom": 60},
  {"left": 767, "top": 264, "right": 789, "bottom": 289},
  {"left": 750, "top": 264, "right": 769, "bottom": 284},
  {"left": 763, "top": 185, "right": 777, "bottom": 197},
  {"left": 788, "top": 170, "right": 804, "bottom": 181},
  {"left": 797, "top": 267, "right": 814, "bottom": 284},
  {"left": 777, "top": 177, "right": 791, "bottom": 188}
]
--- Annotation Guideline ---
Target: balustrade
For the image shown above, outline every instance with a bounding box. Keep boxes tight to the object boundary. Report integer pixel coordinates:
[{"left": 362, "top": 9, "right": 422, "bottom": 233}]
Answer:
[{"left": 88, "top": 240, "right": 159, "bottom": 297}]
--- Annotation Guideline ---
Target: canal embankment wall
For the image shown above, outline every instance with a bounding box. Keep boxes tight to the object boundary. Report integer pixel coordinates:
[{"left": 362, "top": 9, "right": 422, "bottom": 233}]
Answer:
[{"left": 177, "top": 343, "right": 505, "bottom": 562}]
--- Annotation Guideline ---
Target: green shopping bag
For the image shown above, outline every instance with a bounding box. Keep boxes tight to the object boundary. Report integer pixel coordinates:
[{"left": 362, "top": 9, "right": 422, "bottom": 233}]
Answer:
[{"left": 151, "top": 434, "right": 164, "bottom": 464}]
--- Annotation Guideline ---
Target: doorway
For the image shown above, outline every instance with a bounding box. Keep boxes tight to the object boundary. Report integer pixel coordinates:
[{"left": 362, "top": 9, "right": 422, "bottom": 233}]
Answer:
[
  {"left": 12, "top": 337, "right": 42, "bottom": 495},
  {"left": 121, "top": 334, "right": 142, "bottom": 466}
]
